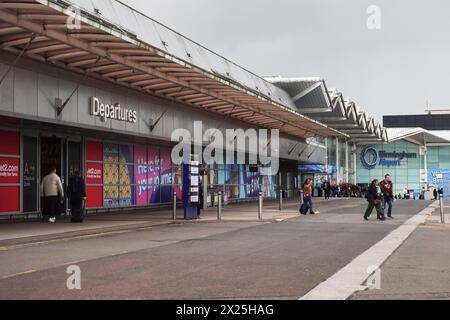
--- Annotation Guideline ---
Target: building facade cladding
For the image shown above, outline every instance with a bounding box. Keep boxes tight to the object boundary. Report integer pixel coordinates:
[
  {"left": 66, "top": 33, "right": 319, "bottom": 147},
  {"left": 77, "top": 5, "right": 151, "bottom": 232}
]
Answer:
[
  {"left": 0, "top": 55, "right": 329, "bottom": 215},
  {"left": 384, "top": 114, "right": 450, "bottom": 131}
]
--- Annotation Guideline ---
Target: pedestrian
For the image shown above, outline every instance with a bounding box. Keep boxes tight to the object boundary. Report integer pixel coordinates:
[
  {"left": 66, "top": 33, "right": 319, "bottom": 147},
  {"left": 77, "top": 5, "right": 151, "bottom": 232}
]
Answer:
[
  {"left": 67, "top": 169, "right": 86, "bottom": 223},
  {"left": 364, "top": 179, "right": 385, "bottom": 221},
  {"left": 301, "top": 178, "right": 316, "bottom": 215},
  {"left": 197, "top": 181, "right": 203, "bottom": 218},
  {"left": 403, "top": 187, "right": 409, "bottom": 199},
  {"left": 433, "top": 188, "right": 438, "bottom": 200},
  {"left": 322, "top": 180, "right": 331, "bottom": 200},
  {"left": 40, "top": 166, "right": 64, "bottom": 223},
  {"left": 380, "top": 174, "right": 394, "bottom": 219}
]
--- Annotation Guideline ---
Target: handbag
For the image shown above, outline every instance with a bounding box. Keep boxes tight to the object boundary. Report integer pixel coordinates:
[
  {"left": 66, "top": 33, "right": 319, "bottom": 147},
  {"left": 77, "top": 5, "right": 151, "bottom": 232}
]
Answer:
[{"left": 373, "top": 198, "right": 381, "bottom": 205}]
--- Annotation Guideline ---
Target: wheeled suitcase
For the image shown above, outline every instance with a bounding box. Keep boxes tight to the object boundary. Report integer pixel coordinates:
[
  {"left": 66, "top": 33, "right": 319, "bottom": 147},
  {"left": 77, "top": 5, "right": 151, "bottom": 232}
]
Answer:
[{"left": 299, "top": 203, "right": 308, "bottom": 215}]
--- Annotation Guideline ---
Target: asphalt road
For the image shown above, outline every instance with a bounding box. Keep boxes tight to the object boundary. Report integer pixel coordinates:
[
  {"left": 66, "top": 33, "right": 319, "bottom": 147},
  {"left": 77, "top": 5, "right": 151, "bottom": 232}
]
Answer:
[{"left": 0, "top": 199, "right": 430, "bottom": 300}]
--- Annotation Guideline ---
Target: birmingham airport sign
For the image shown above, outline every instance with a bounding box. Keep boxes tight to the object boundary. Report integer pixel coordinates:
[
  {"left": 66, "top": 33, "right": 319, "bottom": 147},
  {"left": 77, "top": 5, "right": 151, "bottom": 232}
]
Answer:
[
  {"left": 361, "top": 146, "right": 417, "bottom": 170},
  {"left": 90, "top": 97, "right": 138, "bottom": 123}
]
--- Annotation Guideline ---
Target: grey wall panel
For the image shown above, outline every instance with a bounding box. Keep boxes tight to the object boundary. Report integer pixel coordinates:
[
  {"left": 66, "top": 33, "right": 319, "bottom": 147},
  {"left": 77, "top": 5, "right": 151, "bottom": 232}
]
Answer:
[
  {"left": 0, "top": 63, "right": 14, "bottom": 112},
  {"left": 59, "top": 79, "right": 79, "bottom": 123},
  {"left": 37, "top": 74, "right": 58, "bottom": 120},
  {"left": 77, "top": 85, "right": 95, "bottom": 126},
  {"left": 137, "top": 98, "right": 152, "bottom": 136},
  {"left": 110, "top": 93, "right": 127, "bottom": 131},
  {"left": 93, "top": 88, "right": 112, "bottom": 129},
  {"left": 182, "top": 109, "right": 194, "bottom": 134},
  {"left": 14, "top": 67, "right": 37, "bottom": 116},
  {"left": 173, "top": 108, "right": 183, "bottom": 133},
  {"left": 125, "top": 96, "right": 140, "bottom": 133},
  {"left": 163, "top": 108, "right": 174, "bottom": 139},
  {"left": 148, "top": 100, "right": 163, "bottom": 137}
]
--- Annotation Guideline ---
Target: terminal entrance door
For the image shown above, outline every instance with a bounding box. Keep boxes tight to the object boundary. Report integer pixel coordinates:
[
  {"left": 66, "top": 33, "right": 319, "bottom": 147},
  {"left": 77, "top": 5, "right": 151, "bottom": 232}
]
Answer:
[
  {"left": 40, "top": 136, "right": 82, "bottom": 214},
  {"left": 40, "top": 136, "right": 65, "bottom": 214},
  {"left": 40, "top": 137, "right": 63, "bottom": 181}
]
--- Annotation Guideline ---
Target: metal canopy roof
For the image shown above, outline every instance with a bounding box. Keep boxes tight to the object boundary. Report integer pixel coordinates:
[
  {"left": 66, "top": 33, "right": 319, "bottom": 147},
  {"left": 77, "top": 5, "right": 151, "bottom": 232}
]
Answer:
[
  {"left": 265, "top": 77, "right": 388, "bottom": 144},
  {"left": 387, "top": 128, "right": 450, "bottom": 145},
  {"left": 0, "top": 0, "right": 346, "bottom": 140},
  {"left": 264, "top": 77, "right": 333, "bottom": 113}
]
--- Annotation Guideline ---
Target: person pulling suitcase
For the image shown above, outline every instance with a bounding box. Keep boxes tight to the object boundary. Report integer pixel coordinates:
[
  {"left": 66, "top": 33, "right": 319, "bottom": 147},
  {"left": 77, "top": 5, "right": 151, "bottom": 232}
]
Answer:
[{"left": 67, "top": 169, "right": 86, "bottom": 223}]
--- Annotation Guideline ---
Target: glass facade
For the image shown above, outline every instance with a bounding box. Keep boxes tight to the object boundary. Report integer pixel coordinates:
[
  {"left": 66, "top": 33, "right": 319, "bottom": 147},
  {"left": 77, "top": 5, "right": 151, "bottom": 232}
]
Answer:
[
  {"left": 206, "top": 163, "right": 277, "bottom": 204},
  {"left": 356, "top": 140, "right": 422, "bottom": 196}
]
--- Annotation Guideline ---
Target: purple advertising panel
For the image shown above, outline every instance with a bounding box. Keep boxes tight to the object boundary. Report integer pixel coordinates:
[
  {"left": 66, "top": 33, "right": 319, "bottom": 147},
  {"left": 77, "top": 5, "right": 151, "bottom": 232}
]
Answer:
[
  {"left": 160, "top": 148, "right": 173, "bottom": 203},
  {"left": 148, "top": 147, "right": 160, "bottom": 204},
  {"left": 134, "top": 146, "right": 148, "bottom": 206}
]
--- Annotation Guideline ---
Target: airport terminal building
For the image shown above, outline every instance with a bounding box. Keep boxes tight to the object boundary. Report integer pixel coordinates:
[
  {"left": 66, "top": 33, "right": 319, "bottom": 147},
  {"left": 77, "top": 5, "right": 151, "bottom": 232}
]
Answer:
[{"left": 0, "top": 0, "right": 386, "bottom": 217}]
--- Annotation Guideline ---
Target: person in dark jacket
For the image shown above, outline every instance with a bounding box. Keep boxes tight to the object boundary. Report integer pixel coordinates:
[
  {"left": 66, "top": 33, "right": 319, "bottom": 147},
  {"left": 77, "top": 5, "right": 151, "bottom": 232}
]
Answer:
[
  {"left": 364, "top": 179, "right": 385, "bottom": 221},
  {"left": 380, "top": 174, "right": 394, "bottom": 219},
  {"left": 322, "top": 180, "right": 331, "bottom": 200},
  {"left": 67, "top": 169, "right": 86, "bottom": 223}
]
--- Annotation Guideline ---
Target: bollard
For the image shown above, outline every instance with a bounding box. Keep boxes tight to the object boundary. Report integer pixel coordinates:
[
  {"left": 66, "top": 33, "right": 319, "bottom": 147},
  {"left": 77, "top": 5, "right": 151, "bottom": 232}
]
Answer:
[
  {"left": 279, "top": 189, "right": 283, "bottom": 211},
  {"left": 258, "top": 191, "right": 263, "bottom": 220},
  {"left": 439, "top": 195, "right": 445, "bottom": 224},
  {"left": 217, "top": 192, "right": 222, "bottom": 221},
  {"left": 173, "top": 192, "right": 177, "bottom": 221}
]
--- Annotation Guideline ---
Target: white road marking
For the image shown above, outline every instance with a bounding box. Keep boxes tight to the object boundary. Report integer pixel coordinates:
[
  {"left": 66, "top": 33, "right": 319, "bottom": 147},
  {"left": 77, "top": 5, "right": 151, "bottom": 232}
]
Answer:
[
  {"left": 2, "top": 269, "right": 36, "bottom": 279},
  {"left": 299, "top": 202, "right": 436, "bottom": 300}
]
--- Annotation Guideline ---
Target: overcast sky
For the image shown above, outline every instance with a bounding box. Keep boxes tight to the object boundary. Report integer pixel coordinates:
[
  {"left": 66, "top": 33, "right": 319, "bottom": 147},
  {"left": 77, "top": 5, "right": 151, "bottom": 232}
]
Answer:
[{"left": 122, "top": 0, "right": 450, "bottom": 122}]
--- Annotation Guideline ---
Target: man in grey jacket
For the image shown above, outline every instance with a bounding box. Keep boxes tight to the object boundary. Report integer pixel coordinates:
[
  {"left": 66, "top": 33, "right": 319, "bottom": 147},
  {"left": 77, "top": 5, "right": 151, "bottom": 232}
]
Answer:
[{"left": 40, "top": 167, "right": 64, "bottom": 223}]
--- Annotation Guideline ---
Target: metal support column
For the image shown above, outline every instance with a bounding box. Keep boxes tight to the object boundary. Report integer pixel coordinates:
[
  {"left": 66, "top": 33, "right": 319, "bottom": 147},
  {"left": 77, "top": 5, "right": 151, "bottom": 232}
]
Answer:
[
  {"left": 217, "top": 192, "right": 222, "bottom": 221},
  {"left": 173, "top": 192, "right": 177, "bottom": 221},
  {"left": 279, "top": 189, "right": 283, "bottom": 211},
  {"left": 258, "top": 192, "right": 263, "bottom": 220}
]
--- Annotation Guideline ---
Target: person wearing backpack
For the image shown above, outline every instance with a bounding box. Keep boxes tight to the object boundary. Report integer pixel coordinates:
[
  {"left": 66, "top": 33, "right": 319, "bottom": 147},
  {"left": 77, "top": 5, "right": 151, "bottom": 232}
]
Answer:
[{"left": 67, "top": 169, "right": 86, "bottom": 223}]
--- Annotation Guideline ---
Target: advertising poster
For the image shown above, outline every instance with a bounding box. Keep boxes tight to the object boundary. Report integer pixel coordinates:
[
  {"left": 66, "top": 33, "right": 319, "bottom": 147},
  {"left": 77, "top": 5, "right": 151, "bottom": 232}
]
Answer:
[
  {"left": 103, "top": 143, "right": 119, "bottom": 207},
  {"left": 23, "top": 136, "right": 38, "bottom": 213},
  {"left": 86, "top": 186, "right": 103, "bottom": 208},
  {"left": 85, "top": 140, "right": 103, "bottom": 208},
  {"left": 0, "top": 157, "right": 20, "bottom": 184},
  {"left": 160, "top": 148, "right": 173, "bottom": 203},
  {"left": 0, "top": 186, "right": 20, "bottom": 213},
  {"left": 246, "top": 170, "right": 261, "bottom": 198},
  {"left": 119, "top": 145, "right": 134, "bottom": 206},
  {"left": 134, "top": 146, "right": 148, "bottom": 206},
  {"left": 148, "top": 147, "right": 160, "bottom": 204},
  {"left": 428, "top": 169, "right": 450, "bottom": 200},
  {"left": 0, "top": 130, "right": 20, "bottom": 213},
  {"left": 0, "top": 130, "right": 20, "bottom": 155},
  {"left": 0, "top": 158, "right": 20, "bottom": 213},
  {"left": 86, "top": 162, "right": 103, "bottom": 184},
  {"left": 86, "top": 140, "right": 103, "bottom": 161}
]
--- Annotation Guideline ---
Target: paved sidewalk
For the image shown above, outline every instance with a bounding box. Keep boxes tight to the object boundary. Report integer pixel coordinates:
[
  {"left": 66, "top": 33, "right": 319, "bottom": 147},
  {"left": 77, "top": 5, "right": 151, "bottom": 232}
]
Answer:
[
  {"left": 0, "top": 197, "right": 363, "bottom": 247},
  {"left": 351, "top": 202, "right": 450, "bottom": 300}
]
